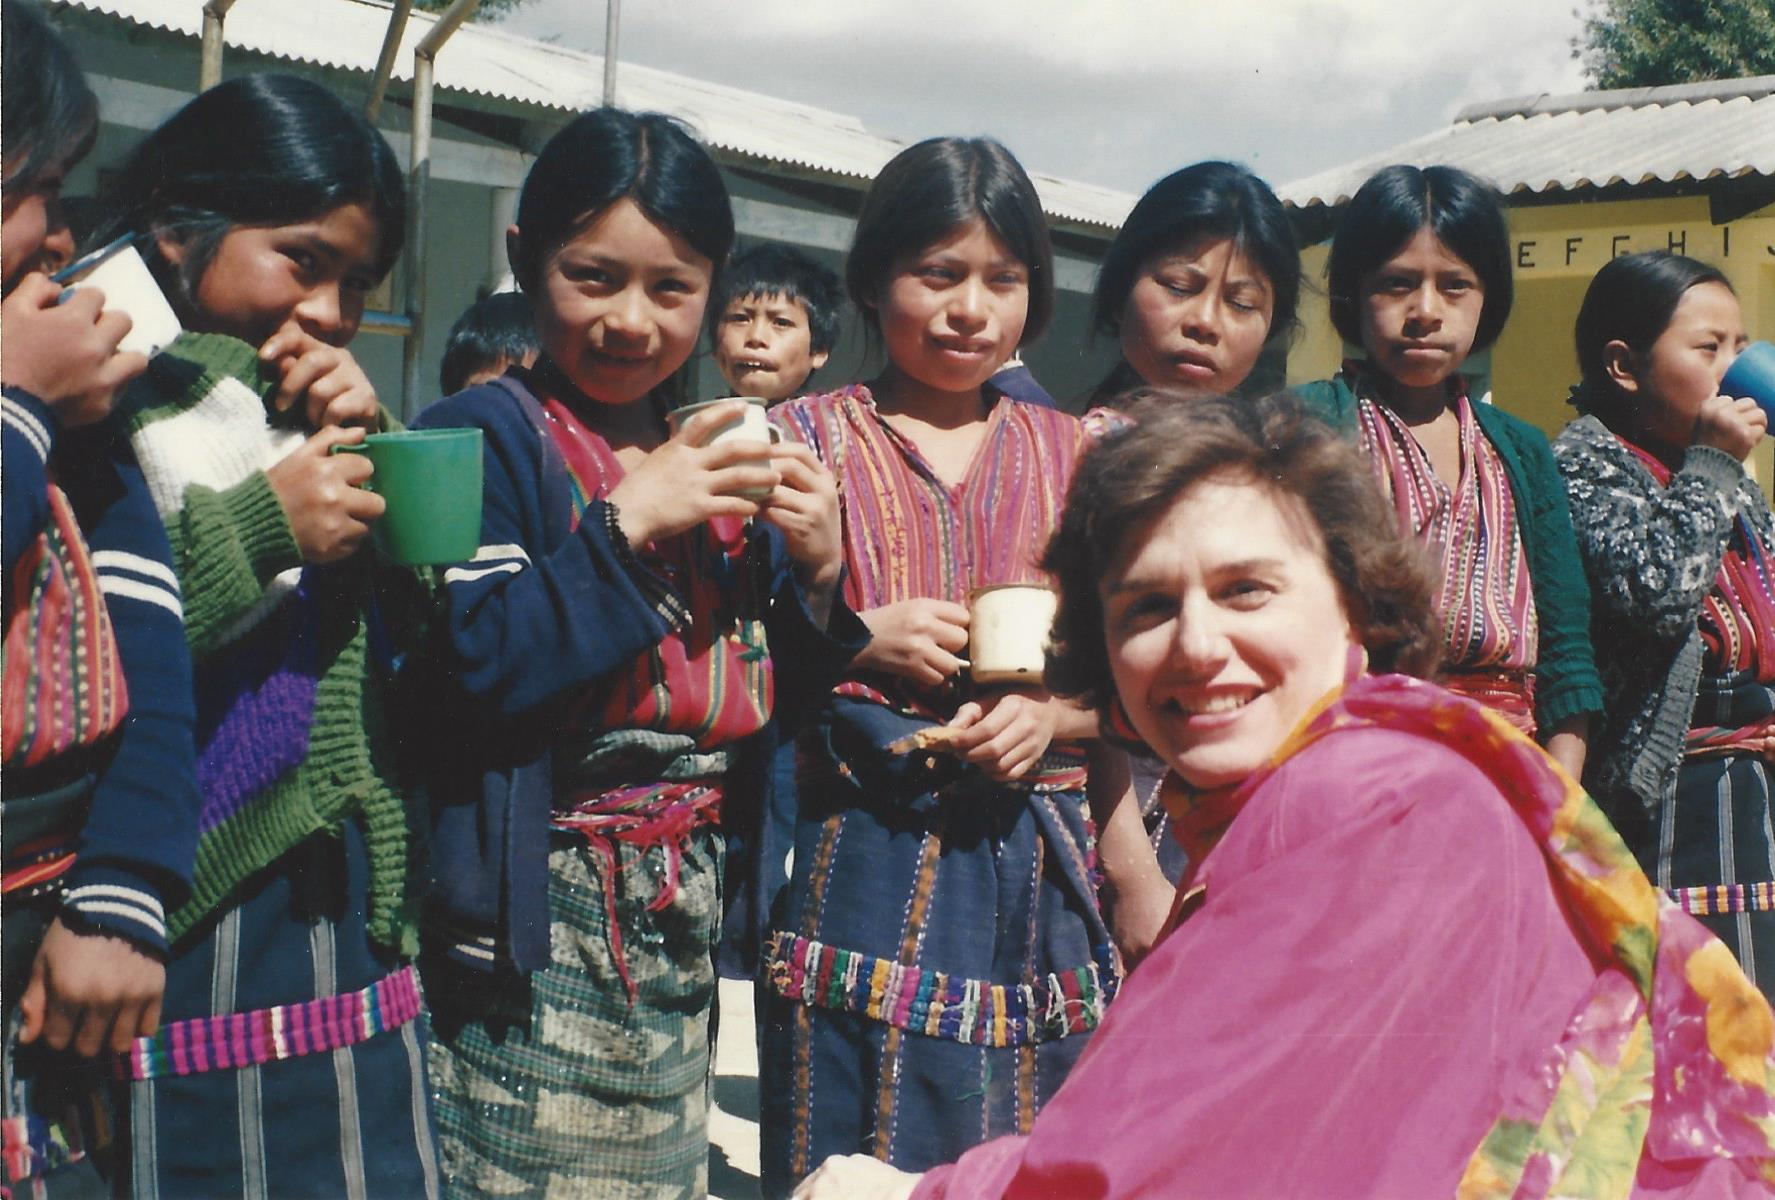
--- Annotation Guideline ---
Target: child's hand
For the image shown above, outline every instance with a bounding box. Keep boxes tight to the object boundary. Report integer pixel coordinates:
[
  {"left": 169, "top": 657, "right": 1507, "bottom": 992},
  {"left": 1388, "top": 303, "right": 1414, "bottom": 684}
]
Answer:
[
  {"left": 18, "top": 918, "right": 165, "bottom": 1057},
  {"left": 855, "top": 598, "right": 970, "bottom": 687},
  {"left": 266, "top": 425, "right": 386, "bottom": 562},
  {"left": 760, "top": 442, "right": 842, "bottom": 588},
  {"left": 260, "top": 325, "right": 381, "bottom": 431},
  {"left": 1694, "top": 393, "right": 1766, "bottom": 462},
  {"left": 0, "top": 273, "right": 146, "bottom": 424},
  {"left": 606, "top": 400, "right": 781, "bottom": 546},
  {"left": 945, "top": 688, "right": 1060, "bottom": 782}
]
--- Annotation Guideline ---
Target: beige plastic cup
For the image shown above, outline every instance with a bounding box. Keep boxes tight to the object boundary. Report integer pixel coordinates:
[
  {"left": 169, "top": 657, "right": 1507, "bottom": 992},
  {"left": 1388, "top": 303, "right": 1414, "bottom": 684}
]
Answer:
[
  {"left": 59, "top": 242, "right": 182, "bottom": 359},
  {"left": 968, "top": 583, "right": 1058, "bottom": 687},
  {"left": 667, "top": 396, "right": 781, "bottom": 501}
]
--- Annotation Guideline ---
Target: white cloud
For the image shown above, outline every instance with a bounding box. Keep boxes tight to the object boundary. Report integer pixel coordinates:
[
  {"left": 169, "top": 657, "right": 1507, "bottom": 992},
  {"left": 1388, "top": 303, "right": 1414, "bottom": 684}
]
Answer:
[{"left": 503, "top": 0, "right": 1591, "bottom": 193}]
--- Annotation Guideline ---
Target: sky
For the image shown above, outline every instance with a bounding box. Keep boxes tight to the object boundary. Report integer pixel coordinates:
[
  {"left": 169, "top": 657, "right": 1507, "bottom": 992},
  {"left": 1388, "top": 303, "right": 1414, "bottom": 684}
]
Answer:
[{"left": 502, "top": 0, "right": 1596, "bottom": 200}]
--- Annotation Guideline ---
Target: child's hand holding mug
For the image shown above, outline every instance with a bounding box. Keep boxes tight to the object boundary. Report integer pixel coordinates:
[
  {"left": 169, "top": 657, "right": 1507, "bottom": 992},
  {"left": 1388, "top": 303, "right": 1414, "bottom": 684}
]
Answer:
[
  {"left": 608, "top": 399, "right": 781, "bottom": 546},
  {"left": 0, "top": 273, "right": 146, "bottom": 426}
]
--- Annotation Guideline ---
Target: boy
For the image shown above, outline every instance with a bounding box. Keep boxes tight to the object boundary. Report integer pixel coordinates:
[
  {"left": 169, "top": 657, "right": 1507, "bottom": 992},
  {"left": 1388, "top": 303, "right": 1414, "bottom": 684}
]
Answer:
[
  {"left": 708, "top": 244, "right": 841, "bottom": 403},
  {"left": 439, "top": 290, "right": 539, "bottom": 397}
]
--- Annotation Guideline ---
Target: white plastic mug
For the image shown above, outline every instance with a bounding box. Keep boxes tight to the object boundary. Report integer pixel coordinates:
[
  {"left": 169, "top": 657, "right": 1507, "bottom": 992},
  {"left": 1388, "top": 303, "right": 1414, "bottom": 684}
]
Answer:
[
  {"left": 968, "top": 583, "right": 1059, "bottom": 687},
  {"left": 667, "top": 397, "right": 781, "bottom": 501},
  {"left": 57, "top": 239, "right": 182, "bottom": 360}
]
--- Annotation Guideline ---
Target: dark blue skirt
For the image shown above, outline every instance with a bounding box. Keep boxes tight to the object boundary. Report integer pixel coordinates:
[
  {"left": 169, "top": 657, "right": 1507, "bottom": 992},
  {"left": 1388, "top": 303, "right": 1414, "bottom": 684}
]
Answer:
[{"left": 113, "top": 823, "right": 439, "bottom": 1199}]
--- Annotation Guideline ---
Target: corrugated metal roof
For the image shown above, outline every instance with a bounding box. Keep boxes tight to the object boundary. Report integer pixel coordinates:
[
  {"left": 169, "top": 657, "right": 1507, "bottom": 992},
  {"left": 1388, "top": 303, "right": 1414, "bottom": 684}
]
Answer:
[
  {"left": 50, "top": 0, "right": 1134, "bottom": 231},
  {"left": 1278, "top": 75, "right": 1775, "bottom": 210}
]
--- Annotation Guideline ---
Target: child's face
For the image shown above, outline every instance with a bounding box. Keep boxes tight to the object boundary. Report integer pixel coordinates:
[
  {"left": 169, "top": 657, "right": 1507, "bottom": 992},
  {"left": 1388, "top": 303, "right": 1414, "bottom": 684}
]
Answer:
[
  {"left": 530, "top": 197, "right": 713, "bottom": 407},
  {"left": 713, "top": 291, "right": 827, "bottom": 402},
  {"left": 1, "top": 163, "right": 75, "bottom": 292},
  {"left": 875, "top": 218, "right": 1028, "bottom": 396},
  {"left": 1630, "top": 282, "right": 1747, "bottom": 450},
  {"left": 1356, "top": 226, "right": 1485, "bottom": 393},
  {"left": 1120, "top": 234, "right": 1274, "bottom": 396},
  {"left": 168, "top": 201, "right": 383, "bottom": 349}
]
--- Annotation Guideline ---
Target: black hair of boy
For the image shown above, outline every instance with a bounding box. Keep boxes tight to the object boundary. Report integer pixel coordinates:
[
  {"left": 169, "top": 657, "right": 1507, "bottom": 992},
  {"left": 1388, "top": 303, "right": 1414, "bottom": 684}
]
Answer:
[
  {"left": 508, "top": 108, "right": 733, "bottom": 293},
  {"left": 1570, "top": 251, "right": 1734, "bottom": 419},
  {"left": 440, "top": 291, "right": 539, "bottom": 395},
  {"left": 89, "top": 74, "right": 406, "bottom": 319},
  {"left": 708, "top": 243, "right": 842, "bottom": 356},
  {"left": 1326, "top": 164, "right": 1515, "bottom": 354},
  {"left": 1, "top": 0, "right": 98, "bottom": 194},
  {"left": 845, "top": 136, "right": 1055, "bottom": 343},
  {"left": 1092, "top": 161, "right": 1301, "bottom": 342}
]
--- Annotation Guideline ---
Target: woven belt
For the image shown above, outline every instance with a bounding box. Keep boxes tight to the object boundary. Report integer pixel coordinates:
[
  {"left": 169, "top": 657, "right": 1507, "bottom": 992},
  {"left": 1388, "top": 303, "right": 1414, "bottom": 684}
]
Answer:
[
  {"left": 113, "top": 964, "right": 421, "bottom": 1082},
  {"left": 764, "top": 931, "right": 1118, "bottom": 1048},
  {"left": 1670, "top": 883, "right": 1775, "bottom": 916}
]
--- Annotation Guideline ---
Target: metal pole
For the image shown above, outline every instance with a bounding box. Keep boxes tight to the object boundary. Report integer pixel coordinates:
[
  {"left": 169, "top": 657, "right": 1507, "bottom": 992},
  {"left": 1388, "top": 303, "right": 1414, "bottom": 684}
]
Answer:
[
  {"left": 363, "top": 0, "right": 414, "bottom": 122},
  {"left": 198, "top": 0, "right": 238, "bottom": 92},
  {"left": 602, "top": 0, "right": 620, "bottom": 106},
  {"left": 400, "top": 0, "right": 482, "bottom": 418}
]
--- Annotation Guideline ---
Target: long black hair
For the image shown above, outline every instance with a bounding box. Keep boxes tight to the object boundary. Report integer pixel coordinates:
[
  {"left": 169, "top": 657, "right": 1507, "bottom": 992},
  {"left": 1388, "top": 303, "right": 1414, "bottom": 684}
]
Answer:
[
  {"left": 1327, "top": 164, "right": 1514, "bottom": 354},
  {"left": 1, "top": 0, "right": 98, "bottom": 194},
  {"left": 1570, "top": 251, "right": 1735, "bottom": 419},
  {"left": 846, "top": 137, "right": 1055, "bottom": 343},
  {"left": 508, "top": 108, "right": 734, "bottom": 291},
  {"left": 89, "top": 74, "right": 405, "bottom": 318},
  {"left": 1092, "top": 161, "right": 1301, "bottom": 341}
]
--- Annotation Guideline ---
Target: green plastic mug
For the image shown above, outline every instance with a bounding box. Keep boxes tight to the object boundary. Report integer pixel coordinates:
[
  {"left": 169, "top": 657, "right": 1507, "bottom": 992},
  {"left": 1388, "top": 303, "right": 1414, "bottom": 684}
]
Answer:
[{"left": 333, "top": 429, "right": 483, "bottom": 565}]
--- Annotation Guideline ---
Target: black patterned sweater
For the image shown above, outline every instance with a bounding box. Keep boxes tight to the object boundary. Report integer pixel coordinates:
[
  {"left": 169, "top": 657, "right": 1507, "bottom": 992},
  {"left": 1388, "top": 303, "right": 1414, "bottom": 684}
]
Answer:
[{"left": 1551, "top": 413, "right": 1775, "bottom": 810}]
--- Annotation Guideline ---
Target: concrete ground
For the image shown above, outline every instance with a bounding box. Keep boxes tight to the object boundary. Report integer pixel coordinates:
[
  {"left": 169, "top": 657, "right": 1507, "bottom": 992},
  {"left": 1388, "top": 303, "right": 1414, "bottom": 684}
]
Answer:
[{"left": 709, "top": 977, "right": 764, "bottom": 1200}]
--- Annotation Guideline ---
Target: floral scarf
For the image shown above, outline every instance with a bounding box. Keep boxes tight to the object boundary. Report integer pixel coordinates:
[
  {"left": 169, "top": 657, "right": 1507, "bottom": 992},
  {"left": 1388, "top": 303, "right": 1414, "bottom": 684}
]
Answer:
[{"left": 1163, "top": 671, "right": 1775, "bottom": 1195}]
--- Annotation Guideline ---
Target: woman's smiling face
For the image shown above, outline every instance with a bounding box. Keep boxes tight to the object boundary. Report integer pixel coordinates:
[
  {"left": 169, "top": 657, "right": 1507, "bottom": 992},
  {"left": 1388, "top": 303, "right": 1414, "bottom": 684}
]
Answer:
[{"left": 1101, "top": 475, "right": 1356, "bottom": 789}]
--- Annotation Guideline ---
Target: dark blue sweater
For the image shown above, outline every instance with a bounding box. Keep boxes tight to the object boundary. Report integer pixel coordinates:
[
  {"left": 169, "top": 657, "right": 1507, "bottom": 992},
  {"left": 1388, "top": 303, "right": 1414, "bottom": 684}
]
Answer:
[
  {"left": 409, "top": 370, "right": 868, "bottom": 972},
  {"left": 2, "top": 389, "right": 199, "bottom": 955}
]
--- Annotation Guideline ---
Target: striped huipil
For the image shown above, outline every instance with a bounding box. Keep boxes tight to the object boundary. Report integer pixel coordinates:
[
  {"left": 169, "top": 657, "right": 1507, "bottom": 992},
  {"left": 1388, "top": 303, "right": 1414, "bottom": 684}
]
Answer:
[
  {"left": 1355, "top": 380, "right": 1541, "bottom": 733},
  {"left": 759, "top": 386, "right": 1116, "bottom": 1190}
]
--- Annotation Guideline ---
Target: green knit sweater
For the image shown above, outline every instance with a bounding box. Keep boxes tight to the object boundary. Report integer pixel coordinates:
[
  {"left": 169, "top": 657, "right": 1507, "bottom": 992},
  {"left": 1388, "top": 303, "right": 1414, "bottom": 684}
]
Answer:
[{"left": 120, "top": 333, "right": 425, "bottom": 953}]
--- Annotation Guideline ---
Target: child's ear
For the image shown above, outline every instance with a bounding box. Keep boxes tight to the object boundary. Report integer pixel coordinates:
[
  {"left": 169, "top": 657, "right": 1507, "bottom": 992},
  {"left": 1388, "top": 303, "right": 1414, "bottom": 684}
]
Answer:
[
  {"left": 1602, "top": 339, "right": 1640, "bottom": 395},
  {"left": 810, "top": 348, "right": 830, "bottom": 371},
  {"left": 154, "top": 228, "right": 188, "bottom": 268}
]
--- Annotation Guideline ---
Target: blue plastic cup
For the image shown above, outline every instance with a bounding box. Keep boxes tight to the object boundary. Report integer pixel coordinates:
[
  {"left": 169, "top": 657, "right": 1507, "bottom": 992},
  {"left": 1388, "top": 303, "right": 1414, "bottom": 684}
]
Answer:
[{"left": 1723, "top": 341, "right": 1775, "bottom": 420}]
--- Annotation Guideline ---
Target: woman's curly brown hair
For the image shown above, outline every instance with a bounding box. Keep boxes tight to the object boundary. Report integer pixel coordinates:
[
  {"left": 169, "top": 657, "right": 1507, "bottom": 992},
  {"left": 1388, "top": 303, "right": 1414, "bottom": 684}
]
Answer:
[{"left": 1042, "top": 390, "right": 1441, "bottom": 724}]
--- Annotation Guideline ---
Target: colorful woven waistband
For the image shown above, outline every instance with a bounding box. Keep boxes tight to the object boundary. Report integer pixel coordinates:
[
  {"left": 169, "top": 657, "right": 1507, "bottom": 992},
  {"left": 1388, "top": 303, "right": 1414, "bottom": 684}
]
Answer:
[
  {"left": 113, "top": 964, "right": 421, "bottom": 1082},
  {"left": 1670, "top": 882, "right": 1775, "bottom": 916},
  {"left": 1, "top": 835, "right": 77, "bottom": 899},
  {"left": 764, "top": 931, "right": 1118, "bottom": 1048}
]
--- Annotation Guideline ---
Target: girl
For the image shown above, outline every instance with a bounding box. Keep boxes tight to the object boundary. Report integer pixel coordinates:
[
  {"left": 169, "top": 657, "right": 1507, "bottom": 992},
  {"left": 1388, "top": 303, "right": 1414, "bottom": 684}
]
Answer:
[
  {"left": 1553, "top": 252, "right": 1775, "bottom": 1000},
  {"left": 1298, "top": 164, "right": 1601, "bottom": 779},
  {"left": 411, "top": 108, "right": 862, "bottom": 1198},
  {"left": 88, "top": 75, "right": 436, "bottom": 1197},
  {"left": 761, "top": 137, "right": 1132, "bottom": 1191},
  {"left": 1078, "top": 161, "right": 1303, "bottom": 909},
  {"left": 1085, "top": 160, "right": 1300, "bottom": 412},
  {"left": 2, "top": 2, "right": 197, "bottom": 1193}
]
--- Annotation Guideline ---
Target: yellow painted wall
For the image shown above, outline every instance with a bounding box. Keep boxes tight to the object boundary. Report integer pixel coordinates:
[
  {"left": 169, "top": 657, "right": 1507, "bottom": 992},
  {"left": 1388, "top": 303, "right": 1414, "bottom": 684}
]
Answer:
[{"left": 1287, "top": 194, "right": 1775, "bottom": 484}]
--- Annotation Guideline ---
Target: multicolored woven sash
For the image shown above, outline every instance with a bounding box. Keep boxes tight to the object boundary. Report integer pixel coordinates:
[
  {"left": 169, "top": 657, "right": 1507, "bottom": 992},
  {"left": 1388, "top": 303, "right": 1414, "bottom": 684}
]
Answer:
[
  {"left": 112, "top": 964, "right": 422, "bottom": 1082},
  {"left": 764, "top": 931, "right": 1119, "bottom": 1048},
  {"left": 1670, "top": 882, "right": 1775, "bottom": 915},
  {"left": 2, "top": 481, "right": 128, "bottom": 771},
  {"left": 1, "top": 1086, "right": 103, "bottom": 1188}
]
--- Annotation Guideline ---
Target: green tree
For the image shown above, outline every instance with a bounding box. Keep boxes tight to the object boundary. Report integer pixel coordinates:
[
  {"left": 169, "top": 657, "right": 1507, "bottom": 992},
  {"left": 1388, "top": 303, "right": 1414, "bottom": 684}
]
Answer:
[
  {"left": 412, "top": 0, "right": 534, "bottom": 22},
  {"left": 1574, "top": 0, "right": 1775, "bottom": 87}
]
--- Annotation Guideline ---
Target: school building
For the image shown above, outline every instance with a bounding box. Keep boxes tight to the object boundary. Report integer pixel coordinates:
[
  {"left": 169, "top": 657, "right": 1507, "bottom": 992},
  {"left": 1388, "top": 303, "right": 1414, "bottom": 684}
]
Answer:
[
  {"left": 41, "top": 0, "right": 1137, "bottom": 419},
  {"left": 1279, "top": 75, "right": 1775, "bottom": 454}
]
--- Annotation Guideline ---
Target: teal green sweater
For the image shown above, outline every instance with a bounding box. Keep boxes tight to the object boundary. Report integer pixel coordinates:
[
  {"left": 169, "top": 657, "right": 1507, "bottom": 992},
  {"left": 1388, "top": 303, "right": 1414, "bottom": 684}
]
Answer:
[{"left": 1294, "top": 372, "right": 1603, "bottom": 732}]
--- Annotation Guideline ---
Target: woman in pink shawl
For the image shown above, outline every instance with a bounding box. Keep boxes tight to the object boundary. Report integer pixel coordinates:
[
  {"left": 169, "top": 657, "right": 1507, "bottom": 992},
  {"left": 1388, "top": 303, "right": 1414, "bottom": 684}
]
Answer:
[{"left": 795, "top": 393, "right": 1775, "bottom": 1200}]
